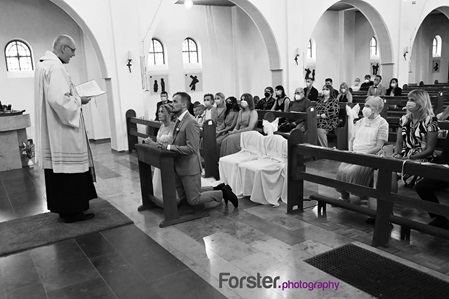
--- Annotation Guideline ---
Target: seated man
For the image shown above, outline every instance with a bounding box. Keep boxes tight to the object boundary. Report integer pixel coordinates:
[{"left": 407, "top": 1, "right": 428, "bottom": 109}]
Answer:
[
  {"left": 193, "top": 102, "right": 206, "bottom": 127},
  {"left": 415, "top": 134, "right": 449, "bottom": 229},
  {"left": 360, "top": 74, "right": 374, "bottom": 91},
  {"left": 325, "top": 78, "right": 339, "bottom": 98},
  {"left": 158, "top": 92, "right": 238, "bottom": 208},
  {"left": 367, "top": 75, "right": 387, "bottom": 96}
]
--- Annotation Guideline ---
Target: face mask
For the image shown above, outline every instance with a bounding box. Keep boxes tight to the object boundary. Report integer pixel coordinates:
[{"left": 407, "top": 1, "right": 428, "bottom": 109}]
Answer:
[
  {"left": 215, "top": 99, "right": 221, "bottom": 105},
  {"left": 306, "top": 82, "right": 312, "bottom": 87},
  {"left": 365, "top": 79, "right": 369, "bottom": 83},
  {"left": 275, "top": 91, "right": 282, "bottom": 96},
  {"left": 355, "top": 82, "right": 360, "bottom": 86},
  {"left": 226, "top": 103, "right": 233, "bottom": 109},
  {"left": 161, "top": 97, "right": 167, "bottom": 102},
  {"left": 362, "top": 107, "right": 372, "bottom": 118},
  {"left": 406, "top": 101, "right": 417, "bottom": 112},
  {"left": 264, "top": 92, "right": 270, "bottom": 98},
  {"left": 240, "top": 100, "right": 248, "bottom": 108},
  {"left": 341, "top": 89, "right": 346, "bottom": 93},
  {"left": 295, "top": 94, "right": 303, "bottom": 101},
  {"left": 391, "top": 83, "right": 397, "bottom": 88},
  {"left": 322, "top": 90, "right": 330, "bottom": 96},
  {"left": 204, "top": 100, "right": 212, "bottom": 108}
]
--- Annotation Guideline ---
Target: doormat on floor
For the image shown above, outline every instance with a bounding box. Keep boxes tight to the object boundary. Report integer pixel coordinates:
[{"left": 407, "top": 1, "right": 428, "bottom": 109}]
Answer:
[
  {"left": 0, "top": 199, "right": 133, "bottom": 257},
  {"left": 304, "top": 243, "right": 449, "bottom": 298}
]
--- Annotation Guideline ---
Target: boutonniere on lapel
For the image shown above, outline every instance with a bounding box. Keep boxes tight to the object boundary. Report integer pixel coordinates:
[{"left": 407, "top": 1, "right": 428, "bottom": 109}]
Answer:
[{"left": 176, "top": 127, "right": 180, "bottom": 133}]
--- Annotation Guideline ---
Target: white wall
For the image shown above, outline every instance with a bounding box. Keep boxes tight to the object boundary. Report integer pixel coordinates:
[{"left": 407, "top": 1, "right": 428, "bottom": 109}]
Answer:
[
  {"left": 0, "top": 0, "right": 108, "bottom": 141},
  {"left": 145, "top": 4, "right": 270, "bottom": 119},
  {"left": 311, "top": 11, "right": 340, "bottom": 88},
  {"left": 410, "top": 13, "right": 449, "bottom": 84}
]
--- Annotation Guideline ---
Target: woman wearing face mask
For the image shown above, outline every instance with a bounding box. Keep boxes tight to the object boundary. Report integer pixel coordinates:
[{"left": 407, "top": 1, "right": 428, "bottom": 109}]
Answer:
[
  {"left": 216, "top": 97, "right": 239, "bottom": 146},
  {"left": 337, "top": 82, "right": 353, "bottom": 103},
  {"left": 271, "top": 85, "right": 291, "bottom": 112},
  {"left": 393, "top": 89, "right": 438, "bottom": 163},
  {"left": 351, "top": 78, "right": 361, "bottom": 92},
  {"left": 214, "top": 92, "right": 227, "bottom": 130},
  {"left": 203, "top": 93, "right": 218, "bottom": 122},
  {"left": 336, "top": 96, "right": 389, "bottom": 206},
  {"left": 220, "top": 93, "right": 258, "bottom": 157},
  {"left": 386, "top": 78, "right": 402, "bottom": 96},
  {"left": 316, "top": 85, "right": 339, "bottom": 147}
]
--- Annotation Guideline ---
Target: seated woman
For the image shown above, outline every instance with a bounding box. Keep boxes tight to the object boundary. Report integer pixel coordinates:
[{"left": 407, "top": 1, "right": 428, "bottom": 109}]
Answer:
[
  {"left": 316, "top": 85, "right": 339, "bottom": 147},
  {"left": 216, "top": 96, "right": 239, "bottom": 147},
  {"left": 278, "top": 87, "right": 312, "bottom": 132},
  {"left": 336, "top": 96, "right": 388, "bottom": 206},
  {"left": 393, "top": 89, "right": 439, "bottom": 186},
  {"left": 336, "top": 82, "right": 353, "bottom": 103},
  {"left": 351, "top": 78, "right": 361, "bottom": 92},
  {"left": 144, "top": 104, "right": 181, "bottom": 207},
  {"left": 214, "top": 92, "right": 227, "bottom": 129},
  {"left": 271, "top": 85, "right": 291, "bottom": 112},
  {"left": 220, "top": 93, "right": 258, "bottom": 157},
  {"left": 386, "top": 78, "right": 402, "bottom": 96}
]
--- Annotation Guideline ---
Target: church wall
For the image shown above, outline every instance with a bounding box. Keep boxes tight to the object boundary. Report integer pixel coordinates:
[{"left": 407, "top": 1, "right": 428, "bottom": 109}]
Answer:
[
  {"left": 0, "top": 0, "right": 97, "bottom": 141},
  {"left": 354, "top": 12, "right": 376, "bottom": 83},
  {"left": 410, "top": 13, "right": 449, "bottom": 84},
  {"left": 310, "top": 11, "right": 340, "bottom": 88}
]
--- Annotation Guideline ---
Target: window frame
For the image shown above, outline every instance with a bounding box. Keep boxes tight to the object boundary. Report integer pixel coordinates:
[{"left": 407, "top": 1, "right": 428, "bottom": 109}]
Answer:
[
  {"left": 370, "top": 36, "right": 378, "bottom": 58},
  {"left": 5, "top": 39, "right": 34, "bottom": 72},
  {"left": 148, "top": 38, "right": 165, "bottom": 66},
  {"left": 432, "top": 35, "right": 442, "bottom": 57},
  {"left": 182, "top": 37, "right": 199, "bottom": 64}
]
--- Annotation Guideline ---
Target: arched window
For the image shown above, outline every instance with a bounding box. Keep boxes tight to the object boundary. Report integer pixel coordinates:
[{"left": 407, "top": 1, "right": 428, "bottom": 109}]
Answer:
[
  {"left": 370, "top": 36, "right": 378, "bottom": 57},
  {"left": 307, "top": 39, "right": 312, "bottom": 59},
  {"left": 148, "top": 38, "right": 165, "bottom": 66},
  {"left": 5, "top": 40, "right": 33, "bottom": 71},
  {"left": 182, "top": 38, "right": 199, "bottom": 64},
  {"left": 433, "top": 35, "right": 442, "bottom": 57}
]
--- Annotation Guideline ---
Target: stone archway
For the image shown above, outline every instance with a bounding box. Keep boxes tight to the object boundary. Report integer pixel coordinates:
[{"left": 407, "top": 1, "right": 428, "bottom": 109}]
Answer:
[
  {"left": 409, "top": 6, "right": 449, "bottom": 84},
  {"left": 339, "top": 0, "right": 394, "bottom": 80}
]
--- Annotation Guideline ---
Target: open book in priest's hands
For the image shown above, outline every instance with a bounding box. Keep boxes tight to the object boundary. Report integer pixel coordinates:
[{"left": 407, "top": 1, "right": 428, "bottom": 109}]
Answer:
[{"left": 76, "top": 80, "right": 106, "bottom": 98}]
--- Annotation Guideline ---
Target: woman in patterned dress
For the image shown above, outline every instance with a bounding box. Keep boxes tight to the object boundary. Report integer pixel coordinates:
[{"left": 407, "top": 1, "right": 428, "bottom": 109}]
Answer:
[
  {"left": 336, "top": 96, "right": 389, "bottom": 205},
  {"left": 316, "top": 85, "right": 340, "bottom": 147},
  {"left": 393, "top": 89, "right": 439, "bottom": 186}
]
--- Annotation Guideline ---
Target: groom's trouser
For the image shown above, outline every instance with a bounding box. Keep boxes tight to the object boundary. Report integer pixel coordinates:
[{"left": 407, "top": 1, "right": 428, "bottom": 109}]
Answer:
[{"left": 175, "top": 173, "right": 222, "bottom": 205}]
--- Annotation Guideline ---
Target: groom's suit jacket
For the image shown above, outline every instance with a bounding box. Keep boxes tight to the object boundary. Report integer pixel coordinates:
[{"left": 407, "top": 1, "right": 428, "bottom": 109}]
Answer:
[{"left": 170, "top": 111, "right": 202, "bottom": 176}]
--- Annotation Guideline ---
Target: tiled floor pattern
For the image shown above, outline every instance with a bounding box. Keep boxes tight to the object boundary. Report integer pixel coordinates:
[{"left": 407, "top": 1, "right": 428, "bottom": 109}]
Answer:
[{"left": 1, "top": 141, "right": 449, "bottom": 298}]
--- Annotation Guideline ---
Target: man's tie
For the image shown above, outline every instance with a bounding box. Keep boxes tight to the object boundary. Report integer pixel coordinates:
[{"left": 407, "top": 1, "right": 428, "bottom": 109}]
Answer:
[{"left": 173, "top": 119, "right": 180, "bottom": 136}]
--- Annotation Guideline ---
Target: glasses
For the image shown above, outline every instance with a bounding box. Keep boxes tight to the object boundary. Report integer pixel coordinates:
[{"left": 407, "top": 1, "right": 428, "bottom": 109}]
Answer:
[{"left": 64, "top": 45, "right": 76, "bottom": 53}]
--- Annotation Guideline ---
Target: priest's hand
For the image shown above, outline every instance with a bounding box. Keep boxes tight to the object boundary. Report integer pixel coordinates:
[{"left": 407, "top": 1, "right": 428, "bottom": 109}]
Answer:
[{"left": 81, "top": 96, "right": 92, "bottom": 105}]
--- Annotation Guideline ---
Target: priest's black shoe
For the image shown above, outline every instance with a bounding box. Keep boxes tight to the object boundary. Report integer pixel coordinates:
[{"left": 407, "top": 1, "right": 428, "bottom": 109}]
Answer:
[
  {"left": 222, "top": 185, "right": 238, "bottom": 208},
  {"left": 63, "top": 212, "right": 95, "bottom": 223}
]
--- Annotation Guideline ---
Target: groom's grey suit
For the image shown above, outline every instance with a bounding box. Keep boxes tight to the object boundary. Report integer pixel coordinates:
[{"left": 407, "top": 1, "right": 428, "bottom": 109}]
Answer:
[{"left": 170, "top": 110, "right": 222, "bottom": 205}]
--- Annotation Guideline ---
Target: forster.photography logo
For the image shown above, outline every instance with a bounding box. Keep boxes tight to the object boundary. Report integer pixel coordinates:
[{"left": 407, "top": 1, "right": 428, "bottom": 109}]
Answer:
[{"left": 219, "top": 272, "right": 340, "bottom": 292}]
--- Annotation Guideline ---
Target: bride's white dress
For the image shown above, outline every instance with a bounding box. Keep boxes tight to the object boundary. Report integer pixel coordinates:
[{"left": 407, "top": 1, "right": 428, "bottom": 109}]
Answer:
[{"left": 152, "top": 122, "right": 182, "bottom": 207}]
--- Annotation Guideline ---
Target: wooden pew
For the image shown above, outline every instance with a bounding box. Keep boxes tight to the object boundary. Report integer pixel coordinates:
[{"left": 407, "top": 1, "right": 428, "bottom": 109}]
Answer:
[
  {"left": 287, "top": 130, "right": 449, "bottom": 247},
  {"left": 135, "top": 143, "right": 209, "bottom": 227},
  {"left": 257, "top": 107, "right": 317, "bottom": 145},
  {"left": 126, "top": 109, "right": 161, "bottom": 153},
  {"left": 202, "top": 120, "right": 219, "bottom": 179}
]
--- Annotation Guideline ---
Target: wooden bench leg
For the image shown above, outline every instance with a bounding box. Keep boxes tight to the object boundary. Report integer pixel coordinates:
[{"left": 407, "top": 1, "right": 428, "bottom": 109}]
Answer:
[
  {"left": 400, "top": 226, "right": 411, "bottom": 241},
  {"left": 318, "top": 201, "right": 326, "bottom": 214}
]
